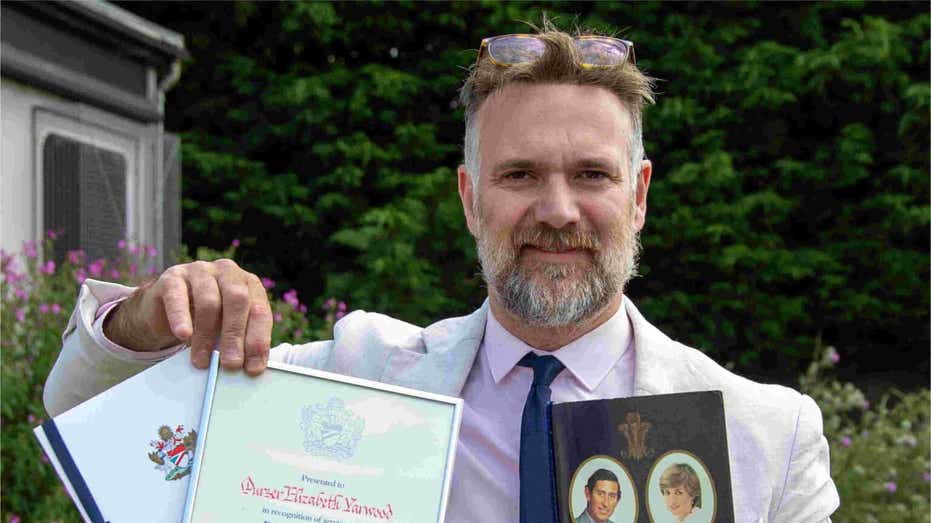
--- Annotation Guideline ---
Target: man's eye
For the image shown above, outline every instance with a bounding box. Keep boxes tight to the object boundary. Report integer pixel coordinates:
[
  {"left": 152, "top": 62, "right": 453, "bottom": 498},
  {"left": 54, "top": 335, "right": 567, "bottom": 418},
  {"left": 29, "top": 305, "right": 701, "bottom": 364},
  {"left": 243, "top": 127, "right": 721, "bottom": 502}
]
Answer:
[
  {"left": 580, "top": 170, "right": 609, "bottom": 180},
  {"left": 504, "top": 170, "right": 531, "bottom": 180}
]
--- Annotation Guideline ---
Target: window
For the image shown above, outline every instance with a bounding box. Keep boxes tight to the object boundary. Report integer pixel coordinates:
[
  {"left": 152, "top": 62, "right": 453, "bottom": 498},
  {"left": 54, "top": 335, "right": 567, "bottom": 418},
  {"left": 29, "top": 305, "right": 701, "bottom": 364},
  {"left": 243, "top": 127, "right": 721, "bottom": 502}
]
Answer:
[{"left": 43, "top": 134, "right": 127, "bottom": 263}]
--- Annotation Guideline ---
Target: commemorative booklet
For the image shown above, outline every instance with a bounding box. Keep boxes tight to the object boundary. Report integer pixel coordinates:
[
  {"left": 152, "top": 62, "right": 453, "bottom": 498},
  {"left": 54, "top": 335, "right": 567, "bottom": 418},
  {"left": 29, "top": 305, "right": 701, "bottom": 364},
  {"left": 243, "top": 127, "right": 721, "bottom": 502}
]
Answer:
[
  {"left": 182, "top": 354, "right": 464, "bottom": 523},
  {"left": 33, "top": 349, "right": 208, "bottom": 523},
  {"left": 551, "top": 391, "right": 735, "bottom": 523}
]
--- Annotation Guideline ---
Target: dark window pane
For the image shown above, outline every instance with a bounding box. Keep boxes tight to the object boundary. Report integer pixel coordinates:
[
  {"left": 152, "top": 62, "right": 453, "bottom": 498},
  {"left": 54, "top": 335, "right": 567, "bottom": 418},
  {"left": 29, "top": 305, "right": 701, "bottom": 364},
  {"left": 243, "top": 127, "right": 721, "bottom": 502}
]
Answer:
[{"left": 43, "top": 133, "right": 126, "bottom": 263}]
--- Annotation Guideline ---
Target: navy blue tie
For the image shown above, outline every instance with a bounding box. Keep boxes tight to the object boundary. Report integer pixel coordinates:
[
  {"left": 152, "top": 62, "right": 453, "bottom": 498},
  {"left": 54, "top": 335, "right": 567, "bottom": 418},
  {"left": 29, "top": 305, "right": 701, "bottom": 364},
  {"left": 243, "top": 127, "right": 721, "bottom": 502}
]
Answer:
[{"left": 517, "top": 352, "right": 565, "bottom": 523}]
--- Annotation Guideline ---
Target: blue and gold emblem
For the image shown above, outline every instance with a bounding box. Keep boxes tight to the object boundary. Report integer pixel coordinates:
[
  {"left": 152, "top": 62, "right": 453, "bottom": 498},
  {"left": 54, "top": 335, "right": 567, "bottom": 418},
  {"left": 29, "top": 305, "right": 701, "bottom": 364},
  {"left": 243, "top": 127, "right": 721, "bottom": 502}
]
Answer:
[{"left": 300, "top": 398, "right": 364, "bottom": 461}]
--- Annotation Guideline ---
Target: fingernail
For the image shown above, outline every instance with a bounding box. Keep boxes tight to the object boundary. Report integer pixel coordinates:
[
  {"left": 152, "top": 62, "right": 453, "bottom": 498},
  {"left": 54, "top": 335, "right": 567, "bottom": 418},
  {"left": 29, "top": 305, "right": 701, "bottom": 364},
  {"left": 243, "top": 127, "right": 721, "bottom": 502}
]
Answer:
[{"left": 245, "top": 356, "right": 264, "bottom": 374}]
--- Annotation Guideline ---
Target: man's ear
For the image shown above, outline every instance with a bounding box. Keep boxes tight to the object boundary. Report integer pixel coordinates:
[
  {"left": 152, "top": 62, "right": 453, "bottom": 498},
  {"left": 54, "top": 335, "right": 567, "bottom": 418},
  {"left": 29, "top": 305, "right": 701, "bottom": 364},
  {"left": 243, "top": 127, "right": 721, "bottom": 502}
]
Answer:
[
  {"left": 633, "top": 159, "right": 652, "bottom": 231},
  {"left": 458, "top": 165, "right": 478, "bottom": 236}
]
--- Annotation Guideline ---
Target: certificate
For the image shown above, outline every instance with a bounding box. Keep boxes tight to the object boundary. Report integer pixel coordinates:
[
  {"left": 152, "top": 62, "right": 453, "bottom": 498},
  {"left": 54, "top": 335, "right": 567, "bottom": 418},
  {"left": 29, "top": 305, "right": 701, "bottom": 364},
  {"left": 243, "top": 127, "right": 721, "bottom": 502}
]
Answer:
[{"left": 183, "top": 352, "right": 463, "bottom": 523}]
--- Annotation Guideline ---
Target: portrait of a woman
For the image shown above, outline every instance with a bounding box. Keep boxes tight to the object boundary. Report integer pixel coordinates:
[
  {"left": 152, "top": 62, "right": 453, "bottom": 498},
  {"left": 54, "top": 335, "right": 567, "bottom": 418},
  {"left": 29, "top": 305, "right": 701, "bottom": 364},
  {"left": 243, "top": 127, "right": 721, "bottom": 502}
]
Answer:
[{"left": 659, "top": 463, "right": 701, "bottom": 522}]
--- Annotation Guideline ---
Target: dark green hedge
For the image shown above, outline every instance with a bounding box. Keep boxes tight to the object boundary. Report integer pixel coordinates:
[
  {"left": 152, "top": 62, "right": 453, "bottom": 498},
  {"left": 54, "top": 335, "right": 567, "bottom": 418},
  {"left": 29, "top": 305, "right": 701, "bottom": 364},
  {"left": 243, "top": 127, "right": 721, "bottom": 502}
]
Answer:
[{"left": 119, "top": 1, "right": 929, "bottom": 384}]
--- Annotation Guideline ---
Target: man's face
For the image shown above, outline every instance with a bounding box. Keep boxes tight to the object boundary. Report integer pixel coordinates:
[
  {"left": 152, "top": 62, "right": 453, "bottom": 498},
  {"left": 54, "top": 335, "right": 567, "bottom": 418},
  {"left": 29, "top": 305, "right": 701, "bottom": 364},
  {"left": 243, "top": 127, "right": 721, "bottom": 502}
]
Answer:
[
  {"left": 584, "top": 479, "right": 621, "bottom": 522},
  {"left": 459, "top": 83, "right": 651, "bottom": 327},
  {"left": 663, "top": 486, "right": 694, "bottom": 519}
]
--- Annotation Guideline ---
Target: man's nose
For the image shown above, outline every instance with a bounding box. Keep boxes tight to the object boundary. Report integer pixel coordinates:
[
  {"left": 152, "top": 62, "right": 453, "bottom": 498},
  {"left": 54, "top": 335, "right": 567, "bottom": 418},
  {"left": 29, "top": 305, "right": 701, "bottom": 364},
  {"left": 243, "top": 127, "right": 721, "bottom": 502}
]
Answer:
[{"left": 532, "top": 178, "right": 580, "bottom": 229}]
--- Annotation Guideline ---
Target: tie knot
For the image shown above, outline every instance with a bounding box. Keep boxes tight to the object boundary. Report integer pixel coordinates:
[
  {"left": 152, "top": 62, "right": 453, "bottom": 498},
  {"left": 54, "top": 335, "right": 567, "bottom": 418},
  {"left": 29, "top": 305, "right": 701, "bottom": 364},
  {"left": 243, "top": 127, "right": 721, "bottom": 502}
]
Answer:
[{"left": 517, "top": 353, "right": 565, "bottom": 387}]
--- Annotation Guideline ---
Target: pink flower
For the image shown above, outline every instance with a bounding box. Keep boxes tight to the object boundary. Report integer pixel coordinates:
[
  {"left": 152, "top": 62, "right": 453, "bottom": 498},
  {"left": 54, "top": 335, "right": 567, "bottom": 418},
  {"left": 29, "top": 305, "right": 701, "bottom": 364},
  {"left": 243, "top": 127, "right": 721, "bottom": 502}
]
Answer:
[
  {"left": 324, "top": 298, "right": 336, "bottom": 309},
  {"left": 10, "top": 513, "right": 21, "bottom": 523},
  {"left": 273, "top": 312, "right": 283, "bottom": 322},
  {"left": 261, "top": 277, "right": 275, "bottom": 289},
  {"left": 128, "top": 244, "right": 139, "bottom": 255},
  {"left": 117, "top": 239, "right": 127, "bottom": 249},
  {"left": 294, "top": 329, "right": 303, "bottom": 339},
  {"left": 51, "top": 303, "right": 61, "bottom": 314},
  {"left": 299, "top": 304, "right": 307, "bottom": 313},
  {"left": 884, "top": 481, "right": 897, "bottom": 493},
  {"left": 39, "top": 260, "right": 56, "bottom": 275},
  {"left": 15, "top": 308, "right": 25, "bottom": 322},
  {"left": 74, "top": 268, "right": 88, "bottom": 284},
  {"left": 46, "top": 229, "right": 58, "bottom": 239},
  {"left": 231, "top": 238, "right": 241, "bottom": 247},
  {"left": 283, "top": 289, "right": 300, "bottom": 308},
  {"left": 23, "top": 240, "right": 37, "bottom": 258},
  {"left": 336, "top": 311, "right": 346, "bottom": 320},
  {"left": 28, "top": 414, "right": 35, "bottom": 424},
  {"left": 922, "top": 472, "right": 930, "bottom": 483},
  {"left": 840, "top": 436, "right": 852, "bottom": 447},
  {"left": 826, "top": 347, "right": 839, "bottom": 364},
  {"left": 147, "top": 265, "right": 158, "bottom": 275},
  {"left": 67, "top": 250, "right": 85, "bottom": 265},
  {"left": 13, "top": 286, "right": 28, "bottom": 300},
  {"left": 146, "top": 245, "right": 158, "bottom": 257},
  {"left": 109, "top": 268, "right": 121, "bottom": 279},
  {"left": 337, "top": 301, "right": 347, "bottom": 312},
  {"left": 862, "top": 399, "right": 870, "bottom": 410},
  {"left": 88, "top": 259, "right": 105, "bottom": 278},
  {"left": 39, "top": 303, "right": 50, "bottom": 314},
  {"left": 41, "top": 454, "right": 49, "bottom": 464},
  {"left": 129, "top": 263, "right": 138, "bottom": 276}
]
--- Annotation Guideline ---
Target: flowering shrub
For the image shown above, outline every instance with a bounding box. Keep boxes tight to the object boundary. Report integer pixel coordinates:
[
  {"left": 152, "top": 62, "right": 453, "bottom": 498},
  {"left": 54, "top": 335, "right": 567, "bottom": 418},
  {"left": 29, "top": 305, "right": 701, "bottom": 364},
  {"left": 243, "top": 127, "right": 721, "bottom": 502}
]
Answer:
[
  {"left": 1, "top": 237, "right": 928, "bottom": 521},
  {"left": 1, "top": 236, "right": 344, "bottom": 522},
  {"left": 800, "top": 346, "right": 930, "bottom": 522}
]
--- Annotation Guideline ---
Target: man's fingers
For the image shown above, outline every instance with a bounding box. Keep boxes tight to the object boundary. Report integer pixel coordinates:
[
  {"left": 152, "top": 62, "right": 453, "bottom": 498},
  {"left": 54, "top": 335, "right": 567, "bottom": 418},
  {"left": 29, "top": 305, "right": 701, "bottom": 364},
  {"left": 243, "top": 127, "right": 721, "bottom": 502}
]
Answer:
[
  {"left": 243, "top": 274, "right": 272, "bottom": 375},
  {"left": 159, "top": 273, "right": 193, "bottom": 341},
  {"left": 216, "top": 260, "right": 250, "bottom": 370},
  {"left": 189, "top": 268, "right": 222, "bottom": 369}
]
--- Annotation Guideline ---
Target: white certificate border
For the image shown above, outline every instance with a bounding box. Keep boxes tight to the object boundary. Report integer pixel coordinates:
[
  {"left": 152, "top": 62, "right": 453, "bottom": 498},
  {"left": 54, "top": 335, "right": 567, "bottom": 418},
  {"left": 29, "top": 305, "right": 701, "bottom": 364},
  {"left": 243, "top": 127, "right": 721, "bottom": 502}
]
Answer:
[{"left": 183, "top": 351, "right": 463, "bottom": 523}]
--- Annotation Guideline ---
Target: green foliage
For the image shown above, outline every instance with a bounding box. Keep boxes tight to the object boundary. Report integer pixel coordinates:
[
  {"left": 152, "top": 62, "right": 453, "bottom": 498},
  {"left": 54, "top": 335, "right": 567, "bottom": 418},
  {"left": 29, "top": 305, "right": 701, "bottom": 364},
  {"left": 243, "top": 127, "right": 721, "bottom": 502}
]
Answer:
[
  {"left": 115, "top": 1, "right": 929, "bottom": 383},
  {"left": 801, "top": 346, "right": 931, "bottom": 522},
  {"left": 0, "top": 237, "right": 337, "bottom": 521}
]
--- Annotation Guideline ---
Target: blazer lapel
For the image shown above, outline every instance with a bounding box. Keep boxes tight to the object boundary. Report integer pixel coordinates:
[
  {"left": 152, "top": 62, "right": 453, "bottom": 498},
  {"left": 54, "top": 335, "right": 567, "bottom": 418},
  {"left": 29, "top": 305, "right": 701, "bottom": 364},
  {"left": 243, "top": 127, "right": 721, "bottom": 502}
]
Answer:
[
  {"left": 625, "top": 297, "right": 702, "bottom": 396},
  {"left": 380, "top": 301, "right": 487, "bottom": 396}
]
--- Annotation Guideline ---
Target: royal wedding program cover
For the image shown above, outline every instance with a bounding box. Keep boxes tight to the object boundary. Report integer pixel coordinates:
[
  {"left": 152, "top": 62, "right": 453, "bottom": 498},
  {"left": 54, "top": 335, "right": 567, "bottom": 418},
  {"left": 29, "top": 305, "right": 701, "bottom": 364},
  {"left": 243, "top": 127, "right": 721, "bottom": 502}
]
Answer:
[
  {"left": 551, "top": 391, "right": 735, "bottom": 523},
  {"left": 183, "top": 358, "right": 463, "bottom": 523},
  {"left": 33, "top": 349, "right": 208, "bottom": 523}
]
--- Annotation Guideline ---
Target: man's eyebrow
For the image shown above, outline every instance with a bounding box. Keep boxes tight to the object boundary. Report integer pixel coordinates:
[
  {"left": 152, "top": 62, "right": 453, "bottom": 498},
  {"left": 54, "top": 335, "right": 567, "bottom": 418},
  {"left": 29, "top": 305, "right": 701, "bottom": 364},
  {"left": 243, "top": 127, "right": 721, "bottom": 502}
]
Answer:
[
  {"left": 491, "top": 159, "right": 536, "bottom": 172},
  {"left": 574, "top": 157, "right": 619, "bottom": 170}
]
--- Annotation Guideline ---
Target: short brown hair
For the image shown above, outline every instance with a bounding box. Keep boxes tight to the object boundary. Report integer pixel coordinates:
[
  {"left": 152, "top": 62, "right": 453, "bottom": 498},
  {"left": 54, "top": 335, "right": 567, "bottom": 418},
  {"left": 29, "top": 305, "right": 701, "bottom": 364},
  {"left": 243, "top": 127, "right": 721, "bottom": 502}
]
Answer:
[
  {"left": 459, "top": 19, "right": 656, "bottom": 188},
  {"left": 659, "top": 463, "right": 702, "bottom": 509}
]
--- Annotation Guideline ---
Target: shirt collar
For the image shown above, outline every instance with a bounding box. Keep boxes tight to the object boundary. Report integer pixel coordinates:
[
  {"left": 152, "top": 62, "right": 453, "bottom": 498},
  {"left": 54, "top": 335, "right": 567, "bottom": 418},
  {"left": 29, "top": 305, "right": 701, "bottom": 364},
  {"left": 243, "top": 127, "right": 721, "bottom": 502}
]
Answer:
[{"left": 484, "top": 299, "right": 632, "bottom": 391}]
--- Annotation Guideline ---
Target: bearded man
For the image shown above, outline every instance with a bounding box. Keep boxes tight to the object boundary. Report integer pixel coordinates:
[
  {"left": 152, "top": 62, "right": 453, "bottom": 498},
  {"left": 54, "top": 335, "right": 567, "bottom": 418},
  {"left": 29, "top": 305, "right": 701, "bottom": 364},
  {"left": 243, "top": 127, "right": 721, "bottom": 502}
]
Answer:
[{"left": 43, "top": 24, "right": 838, "bottom": 522}]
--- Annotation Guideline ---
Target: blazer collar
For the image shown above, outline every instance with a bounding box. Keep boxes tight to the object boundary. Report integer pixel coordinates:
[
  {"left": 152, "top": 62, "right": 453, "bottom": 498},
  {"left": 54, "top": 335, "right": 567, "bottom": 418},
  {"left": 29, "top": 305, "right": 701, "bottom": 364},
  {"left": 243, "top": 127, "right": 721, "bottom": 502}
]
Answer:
[{"left": 413, "top": 297, "right": 702, "bottom": 398}]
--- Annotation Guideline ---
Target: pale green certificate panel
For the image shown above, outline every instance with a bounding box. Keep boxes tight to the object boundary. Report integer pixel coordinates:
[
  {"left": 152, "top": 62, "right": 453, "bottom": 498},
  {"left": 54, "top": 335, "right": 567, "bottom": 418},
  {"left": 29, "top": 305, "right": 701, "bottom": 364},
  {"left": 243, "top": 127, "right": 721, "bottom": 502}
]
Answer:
[{"left": 187, "top": 361, "right": 461, "bottom": 523}]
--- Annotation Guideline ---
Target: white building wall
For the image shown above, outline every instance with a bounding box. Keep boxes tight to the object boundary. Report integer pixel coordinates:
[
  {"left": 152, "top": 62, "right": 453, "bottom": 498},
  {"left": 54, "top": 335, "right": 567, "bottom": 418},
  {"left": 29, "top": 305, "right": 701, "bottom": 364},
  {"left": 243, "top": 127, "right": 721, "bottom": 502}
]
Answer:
[{"left": 0, "top": 78, "right": 159, "bottom": 257}]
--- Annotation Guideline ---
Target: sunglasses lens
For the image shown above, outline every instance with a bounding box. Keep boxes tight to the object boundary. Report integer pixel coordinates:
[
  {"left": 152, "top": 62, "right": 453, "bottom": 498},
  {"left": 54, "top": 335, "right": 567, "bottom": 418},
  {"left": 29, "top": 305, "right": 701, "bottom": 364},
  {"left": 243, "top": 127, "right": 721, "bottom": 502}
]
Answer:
[
  {"left": 488, "top": 36, "right": 546, "bottom": 65},
  {"left": 576, "top": 38, "right": 629, "bottom": 66}
]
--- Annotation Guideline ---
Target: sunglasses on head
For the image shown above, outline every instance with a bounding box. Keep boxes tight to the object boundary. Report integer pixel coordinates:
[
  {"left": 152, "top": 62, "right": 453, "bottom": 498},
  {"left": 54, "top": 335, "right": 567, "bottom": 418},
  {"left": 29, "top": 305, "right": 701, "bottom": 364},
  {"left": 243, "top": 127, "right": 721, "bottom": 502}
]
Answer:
[{"left": 476, "top": 34, "right": 636, "bottom": 69}]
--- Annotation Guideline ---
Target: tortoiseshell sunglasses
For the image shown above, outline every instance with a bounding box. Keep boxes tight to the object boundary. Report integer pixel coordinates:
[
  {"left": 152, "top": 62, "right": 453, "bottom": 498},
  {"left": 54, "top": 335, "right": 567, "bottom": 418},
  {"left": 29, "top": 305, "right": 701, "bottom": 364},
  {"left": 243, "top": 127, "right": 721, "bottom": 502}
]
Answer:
[{"left": 476, "top": 34, "right": 636, "bottom": 68}]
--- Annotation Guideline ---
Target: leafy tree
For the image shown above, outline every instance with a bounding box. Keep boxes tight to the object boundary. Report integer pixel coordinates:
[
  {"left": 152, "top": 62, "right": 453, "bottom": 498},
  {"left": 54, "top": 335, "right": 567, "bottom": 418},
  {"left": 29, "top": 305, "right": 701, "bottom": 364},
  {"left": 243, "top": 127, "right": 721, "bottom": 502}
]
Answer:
[{"left": 118, "top": 1, "right": 928, "bottom": 384}]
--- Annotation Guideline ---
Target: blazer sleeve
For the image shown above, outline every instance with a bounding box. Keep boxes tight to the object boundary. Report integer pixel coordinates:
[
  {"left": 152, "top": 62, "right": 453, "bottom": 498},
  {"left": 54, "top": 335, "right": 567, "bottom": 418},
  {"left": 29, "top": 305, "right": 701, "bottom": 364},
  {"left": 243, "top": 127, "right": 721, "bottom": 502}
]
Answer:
[
  {"left": 43, "top": 279, "right": 335, "bottom": 416},
  {"left": 771, "top": 394, "right": 840, "bottom": 521}
]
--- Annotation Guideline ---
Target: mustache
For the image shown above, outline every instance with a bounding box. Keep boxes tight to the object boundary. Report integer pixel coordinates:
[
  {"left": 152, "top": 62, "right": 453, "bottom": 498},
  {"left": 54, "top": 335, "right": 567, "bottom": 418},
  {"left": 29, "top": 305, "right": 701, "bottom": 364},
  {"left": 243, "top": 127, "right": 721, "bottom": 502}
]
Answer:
[{"left": 511, "top": 226, "right": 600, "bottom": 252}]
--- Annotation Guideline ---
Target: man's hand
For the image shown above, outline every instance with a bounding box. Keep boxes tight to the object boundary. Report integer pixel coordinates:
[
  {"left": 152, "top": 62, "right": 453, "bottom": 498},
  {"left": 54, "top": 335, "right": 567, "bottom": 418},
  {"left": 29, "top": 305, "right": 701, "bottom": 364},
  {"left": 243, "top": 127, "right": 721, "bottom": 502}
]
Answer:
[{"left": 103, "top": 259, "right": 272, "bottom": 374}]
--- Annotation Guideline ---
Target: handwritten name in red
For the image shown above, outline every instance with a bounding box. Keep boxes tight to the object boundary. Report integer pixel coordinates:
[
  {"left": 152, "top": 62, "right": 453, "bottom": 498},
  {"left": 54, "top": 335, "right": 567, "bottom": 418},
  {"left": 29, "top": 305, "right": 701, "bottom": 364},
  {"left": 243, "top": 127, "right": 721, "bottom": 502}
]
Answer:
[{"left": 240, "top": 476, "right": 394, "bottom": 520}]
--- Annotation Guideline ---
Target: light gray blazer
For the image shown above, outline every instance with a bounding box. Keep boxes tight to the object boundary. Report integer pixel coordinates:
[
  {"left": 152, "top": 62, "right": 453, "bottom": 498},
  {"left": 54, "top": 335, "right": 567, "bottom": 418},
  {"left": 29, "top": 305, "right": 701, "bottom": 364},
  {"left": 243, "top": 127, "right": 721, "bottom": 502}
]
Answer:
[{"left": 45, "top": 279, "right": 839, "bottom": 522}]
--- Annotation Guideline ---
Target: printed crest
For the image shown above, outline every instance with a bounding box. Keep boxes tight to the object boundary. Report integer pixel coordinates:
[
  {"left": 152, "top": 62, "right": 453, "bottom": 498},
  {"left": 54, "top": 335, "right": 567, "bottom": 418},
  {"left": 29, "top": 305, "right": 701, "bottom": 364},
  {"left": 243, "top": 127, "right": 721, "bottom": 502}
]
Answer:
[
  {"left": 300, "top": 397, "right": 364, "bottom": 461},
  {"left": 147, "top": 424, "right": 197, "bottom": 481},
  {"left": 617, "top": 411, "right": 654, "bottom": 460}
]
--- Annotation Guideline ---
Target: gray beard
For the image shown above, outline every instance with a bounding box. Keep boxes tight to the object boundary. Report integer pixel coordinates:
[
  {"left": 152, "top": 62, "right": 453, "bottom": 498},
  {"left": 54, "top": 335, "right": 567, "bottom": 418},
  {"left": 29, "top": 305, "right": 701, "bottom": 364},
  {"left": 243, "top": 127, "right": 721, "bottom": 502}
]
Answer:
[{"left": 475, "top": 221, "right": 640, "bottom": 328}]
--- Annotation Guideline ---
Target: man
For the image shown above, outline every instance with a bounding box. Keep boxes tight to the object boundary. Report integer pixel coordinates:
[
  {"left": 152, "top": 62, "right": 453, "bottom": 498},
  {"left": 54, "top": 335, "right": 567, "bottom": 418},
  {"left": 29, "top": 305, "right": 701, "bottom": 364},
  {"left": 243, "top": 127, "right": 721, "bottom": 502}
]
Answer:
[
  {"left": 43, "top": 25, "right": 839, "bottom": 522},
  {"left": 576, "top": 469, "right": 621, "bottom": 523}
]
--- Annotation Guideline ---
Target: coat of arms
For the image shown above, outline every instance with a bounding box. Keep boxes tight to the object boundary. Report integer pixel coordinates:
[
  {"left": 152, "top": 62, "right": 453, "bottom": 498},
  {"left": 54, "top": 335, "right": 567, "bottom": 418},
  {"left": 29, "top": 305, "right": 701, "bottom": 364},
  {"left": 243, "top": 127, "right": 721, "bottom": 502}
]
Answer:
[
  {"left": 618, "top": 411, "right": 653, "bottom": 460},
  {"left": 300, "top": 397, "right": 364, "bottom": 461},
  {"left": 148, "top": 424, "right": 197, "bottom": 481}
]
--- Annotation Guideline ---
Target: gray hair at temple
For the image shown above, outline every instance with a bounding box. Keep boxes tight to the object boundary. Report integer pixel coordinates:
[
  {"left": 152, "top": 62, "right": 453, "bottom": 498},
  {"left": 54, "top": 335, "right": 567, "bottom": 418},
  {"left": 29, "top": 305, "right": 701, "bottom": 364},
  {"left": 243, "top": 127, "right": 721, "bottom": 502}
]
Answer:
[{"left": 459, "top": 20, "right": 655, "bottom": 194}]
